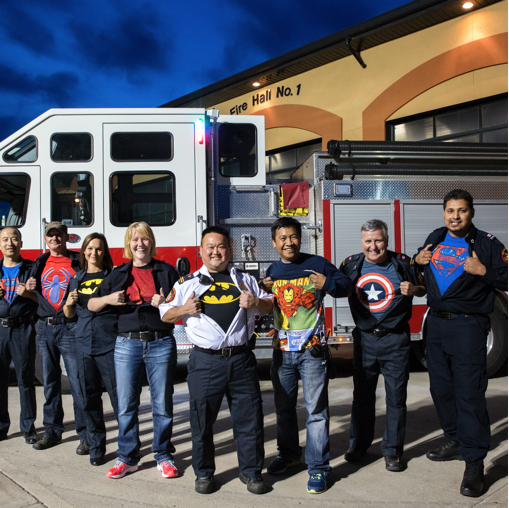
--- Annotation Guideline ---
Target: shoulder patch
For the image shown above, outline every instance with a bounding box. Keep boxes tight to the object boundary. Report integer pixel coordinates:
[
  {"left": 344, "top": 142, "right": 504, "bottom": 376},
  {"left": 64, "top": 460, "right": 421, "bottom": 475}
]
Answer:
[
  {"left": 502, "top": 248, "right": 508, "bottom": 264},
  {"left": 165, "top": 288, "right": 176, "bottom": 303},
  {"left": 486, "top": 233, "right": 497, "bottom": 240}
]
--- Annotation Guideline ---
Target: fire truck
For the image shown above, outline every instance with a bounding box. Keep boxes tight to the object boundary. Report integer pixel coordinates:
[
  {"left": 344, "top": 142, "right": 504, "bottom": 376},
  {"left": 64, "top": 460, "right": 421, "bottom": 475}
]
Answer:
[{"left": 0, "top": 109, "right": 507, "bottom": 381}]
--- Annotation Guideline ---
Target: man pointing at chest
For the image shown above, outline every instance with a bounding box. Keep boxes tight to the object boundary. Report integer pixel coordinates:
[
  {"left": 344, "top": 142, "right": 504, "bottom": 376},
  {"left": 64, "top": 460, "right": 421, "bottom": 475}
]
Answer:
[{"left": 159, "top": 226, "right": 273, "bottom": 495}]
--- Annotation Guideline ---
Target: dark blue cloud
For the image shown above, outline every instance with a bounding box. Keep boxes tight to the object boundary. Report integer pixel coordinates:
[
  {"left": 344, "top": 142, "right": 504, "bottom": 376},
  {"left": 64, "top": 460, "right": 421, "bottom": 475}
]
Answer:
[
  {"left": 0, "top": 64, "right": 79, "bottom": 106},
  {"left": 69, "top": 7, "right": 169, "bottom": 75},
  {"left": 0, "top": 2, "right": 56, "bottom": 55}
]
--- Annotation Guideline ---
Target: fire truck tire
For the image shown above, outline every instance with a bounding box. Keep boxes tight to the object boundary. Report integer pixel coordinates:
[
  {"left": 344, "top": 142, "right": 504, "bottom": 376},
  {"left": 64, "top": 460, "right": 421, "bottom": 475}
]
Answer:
[
  {"left": 485, "top": 296, "right": 508, "bottom": 378},
  {"left": 411, "top": 295, "right": 508, "bottom": 379}
]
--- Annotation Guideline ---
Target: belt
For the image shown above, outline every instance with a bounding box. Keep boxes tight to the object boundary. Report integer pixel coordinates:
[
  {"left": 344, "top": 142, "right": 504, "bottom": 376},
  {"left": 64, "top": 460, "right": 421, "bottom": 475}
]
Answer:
[
  {"left": 118, "top": 331, "right": 163, "bottom": 342},
  {"left": 194, "top": 343, "right": 248, "bottom": 358},
  {"left": 0, "top": 315, "right": 35, "bottom": 328},
  {"left": 43, "top": 316, "right": 66, "bottom": 325},
  {"left": 430, "top": 310, "right": 488, "bottom": 320},
  {"left": 365, "top": 326, "right": 407, "bottom": 338}
]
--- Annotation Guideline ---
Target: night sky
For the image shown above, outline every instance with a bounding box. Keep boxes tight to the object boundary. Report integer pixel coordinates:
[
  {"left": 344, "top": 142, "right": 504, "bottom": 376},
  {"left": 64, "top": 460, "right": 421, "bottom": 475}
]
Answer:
[{"left": 0, "top": 0, "right": 411, "bottom": 142}]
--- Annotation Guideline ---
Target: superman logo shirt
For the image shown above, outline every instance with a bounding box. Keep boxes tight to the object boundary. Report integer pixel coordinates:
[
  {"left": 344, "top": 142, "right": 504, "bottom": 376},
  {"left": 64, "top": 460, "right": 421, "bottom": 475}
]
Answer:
[{"left": 430, "top": 233, "right": 469, "bottom": 294}]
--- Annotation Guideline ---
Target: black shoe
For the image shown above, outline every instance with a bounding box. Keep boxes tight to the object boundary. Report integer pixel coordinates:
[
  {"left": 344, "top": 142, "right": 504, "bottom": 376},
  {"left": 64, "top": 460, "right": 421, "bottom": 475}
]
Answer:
[
  {"left": 33, "top": 435, "right": 61, "bottom": 450},
  {"left": 90, "top": 456, "right": 106, "bottom": 466},
  {"left": 0, "top": 433, "right": 8, "bottom": 441},
  {"left": 24, "top": 432, "right": 38, "bottom": 444},
  {"left": 426, "top": 440, "right": 461, "bottom": 462},
  {"left": 344, "top": 447, "right": 367, "bottom": 463},
  {"left": 384, "top": 455, "right": 403, "bottom": 472},
  {"left": 195, "top": 476, "right": 214, "bottom": 494},
  {"left": 460, "top": 462, "right": 484, "bottom": 497},
  {"left": 76, "top": 440, "right": 90, "bottom": 455},
  {"left": 239, "top": 473, "right": 266, "bottom": 494}
]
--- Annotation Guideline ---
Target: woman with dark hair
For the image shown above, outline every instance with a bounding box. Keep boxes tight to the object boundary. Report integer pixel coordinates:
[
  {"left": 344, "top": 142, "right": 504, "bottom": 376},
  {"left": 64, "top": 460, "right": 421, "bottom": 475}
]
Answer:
[
  {"left": 88, "top": 222, "right": 180, "bottom": 480},
  {"left": 63, "top": 232, "right": 120, "bottom": 466}
]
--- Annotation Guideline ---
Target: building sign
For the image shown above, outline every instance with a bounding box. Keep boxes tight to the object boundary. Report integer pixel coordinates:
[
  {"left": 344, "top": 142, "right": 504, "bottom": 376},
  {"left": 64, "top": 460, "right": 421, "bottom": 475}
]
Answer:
[{"left": 230, "top": 84, "right": 302, "bottom": 115}]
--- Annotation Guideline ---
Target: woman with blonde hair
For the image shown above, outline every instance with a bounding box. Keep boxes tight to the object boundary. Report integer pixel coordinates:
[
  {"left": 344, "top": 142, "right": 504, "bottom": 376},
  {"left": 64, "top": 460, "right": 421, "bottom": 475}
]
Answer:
[
  {"left": 63, "top": 232, "right": 118, "bottom": 466},
  {"left": 88, "top": 222, "right": 180, "bottom": 479}
]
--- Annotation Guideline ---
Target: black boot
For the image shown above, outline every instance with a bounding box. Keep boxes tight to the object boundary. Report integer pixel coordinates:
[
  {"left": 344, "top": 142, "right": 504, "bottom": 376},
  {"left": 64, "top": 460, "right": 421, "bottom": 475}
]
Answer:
[
  {"left": 426, "top": 440, "right": 461, "bottom": 462},
  {"left": 460, "top": 462, "right": 484, "bottom": 497}
]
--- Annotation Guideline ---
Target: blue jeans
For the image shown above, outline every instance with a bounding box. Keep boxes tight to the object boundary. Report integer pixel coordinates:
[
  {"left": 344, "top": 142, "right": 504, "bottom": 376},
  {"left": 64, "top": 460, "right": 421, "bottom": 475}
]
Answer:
[
  {"left": 114, "top": 335, "right": 177, "bottom": 465},
  {"left": 271, "top": 348, "right": 330, "bottom": 475},
  {"left": 37, "top": 321, "right": 87, "bottom": 440}
]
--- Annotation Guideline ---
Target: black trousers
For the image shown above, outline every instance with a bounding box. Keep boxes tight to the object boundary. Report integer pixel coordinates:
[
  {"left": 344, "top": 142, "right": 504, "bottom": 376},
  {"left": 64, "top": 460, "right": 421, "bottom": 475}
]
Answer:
[
  {"left": 0, "top": 323, "right": 37, "bottom": 435},
  {"left": 426, "top": 314, "right": 490, "bottom": 464},
  {"left": 76, "top": 349, "right": 118, "bottom": 458},
  {"left": 187, "top": 347, "right": 264, "bottom": 478},
  {"left": 349, "top": 327, "right": 410, "bottom": 457}
]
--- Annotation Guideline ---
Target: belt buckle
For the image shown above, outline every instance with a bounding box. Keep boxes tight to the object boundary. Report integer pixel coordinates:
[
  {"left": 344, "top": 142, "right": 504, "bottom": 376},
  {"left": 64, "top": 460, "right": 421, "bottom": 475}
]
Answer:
[
  {"left": 1, "top": 319, "right": 10, "bottom": 328},
  {"left": 139, "top": 331, "right": 152, "bottom": 342},
  {"left": 222, "top": 347, "right": 233, "bottom": 358},
  {"left": 373, "top": 328, "right": 383, "bottom": 338},
  {"left": 442, "top": 312, "right": 452, "bottom": 320}
]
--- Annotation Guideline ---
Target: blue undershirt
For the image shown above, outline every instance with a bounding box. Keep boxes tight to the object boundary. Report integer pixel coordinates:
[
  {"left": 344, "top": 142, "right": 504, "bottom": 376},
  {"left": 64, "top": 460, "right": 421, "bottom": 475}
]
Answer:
[
  {"left": 1, "top": 264, "right": 21, "bottom": 304},
  {"left": 430, "top": 233, "right": 469, "bottom": 295},
  {"left": 357, "top": 260, "right": 402, "bottom": 322}
]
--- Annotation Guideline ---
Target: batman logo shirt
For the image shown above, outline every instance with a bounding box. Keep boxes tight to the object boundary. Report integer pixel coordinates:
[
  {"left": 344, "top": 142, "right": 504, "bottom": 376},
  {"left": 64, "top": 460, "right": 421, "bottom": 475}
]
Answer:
[
  {"left": 78, "top": 271, "right": 105, "bottom": 308},
  {"left": 200, "top": 271, "right": 241, "bottom": 333}
]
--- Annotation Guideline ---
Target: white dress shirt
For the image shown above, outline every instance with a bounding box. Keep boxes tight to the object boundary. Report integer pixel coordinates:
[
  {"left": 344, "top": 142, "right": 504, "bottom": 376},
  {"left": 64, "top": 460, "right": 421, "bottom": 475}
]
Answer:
[{"left": 159, "top": 264, "right": 273, "bottom": 350}]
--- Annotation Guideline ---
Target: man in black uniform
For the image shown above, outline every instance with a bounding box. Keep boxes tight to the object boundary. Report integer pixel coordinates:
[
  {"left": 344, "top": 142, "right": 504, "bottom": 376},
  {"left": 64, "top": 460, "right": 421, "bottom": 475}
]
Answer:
[
  {"left": 0, "top": 227, "right": 38, "bottom": 443},
  {"left": 340, "top": 219, "right": 424, "bottom": 472},
  {"left": 415, "top": 189, "right": 507, "bottom": 497}
]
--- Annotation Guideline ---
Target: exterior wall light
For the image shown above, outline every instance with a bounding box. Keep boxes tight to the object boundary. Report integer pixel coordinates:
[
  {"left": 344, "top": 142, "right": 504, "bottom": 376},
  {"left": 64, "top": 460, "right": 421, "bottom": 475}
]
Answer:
[
  {"left": 463, "top": 2, "right": 474, "bottom": 8},
  {"left": 252, "top": 81, "right": 261, "bottom": 87}
]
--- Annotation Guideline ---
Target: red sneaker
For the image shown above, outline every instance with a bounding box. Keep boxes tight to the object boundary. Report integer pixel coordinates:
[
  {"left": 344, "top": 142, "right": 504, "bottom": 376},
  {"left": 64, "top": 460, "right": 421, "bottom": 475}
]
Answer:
[
  {"left": 106, "top": 460, "right": 139, "bottom": 479},
  {"left": 157, "top": 460, "right": 178, "bottom": 478}
]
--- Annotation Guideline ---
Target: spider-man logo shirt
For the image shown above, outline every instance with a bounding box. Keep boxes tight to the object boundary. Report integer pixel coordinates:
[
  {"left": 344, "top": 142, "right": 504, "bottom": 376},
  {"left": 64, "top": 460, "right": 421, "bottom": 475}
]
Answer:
[
  {"left": 430, "top": 233, "right": 469, "bottom": 295},
  {"left": 0, "top": 263, "right": 21, "bottom": 304},
  {"left": 42, "top": 256, "right": 75, "bottom": 312}
]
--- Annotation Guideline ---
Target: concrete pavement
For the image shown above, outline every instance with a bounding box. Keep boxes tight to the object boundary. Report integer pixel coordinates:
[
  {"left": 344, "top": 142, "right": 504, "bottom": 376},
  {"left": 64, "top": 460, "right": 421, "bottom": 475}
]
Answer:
[{"left": 0, "top": 362, "right": 507, "bottom": 508}]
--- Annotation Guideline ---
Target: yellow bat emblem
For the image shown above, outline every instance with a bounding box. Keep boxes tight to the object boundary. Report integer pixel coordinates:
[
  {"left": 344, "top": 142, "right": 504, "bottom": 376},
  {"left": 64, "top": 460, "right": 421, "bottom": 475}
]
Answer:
[{"left": 200, "top": 283, "right": 240, "bottom": 304}]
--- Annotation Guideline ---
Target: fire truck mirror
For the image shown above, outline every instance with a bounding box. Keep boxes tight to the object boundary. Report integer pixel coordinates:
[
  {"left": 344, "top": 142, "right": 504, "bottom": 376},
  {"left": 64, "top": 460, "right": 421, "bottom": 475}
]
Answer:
[{"left": 176, "top": 257, "right": 191, "bottom": 277}]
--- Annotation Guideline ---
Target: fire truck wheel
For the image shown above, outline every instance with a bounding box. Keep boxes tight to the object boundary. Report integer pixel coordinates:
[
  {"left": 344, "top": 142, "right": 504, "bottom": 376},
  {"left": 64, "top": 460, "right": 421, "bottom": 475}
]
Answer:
[
  {"left": 485, "top": 295, "right": 508, "bottom": 378},
  {"left": 412, "top": 295, "right": 508, "bottom": 379}
]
